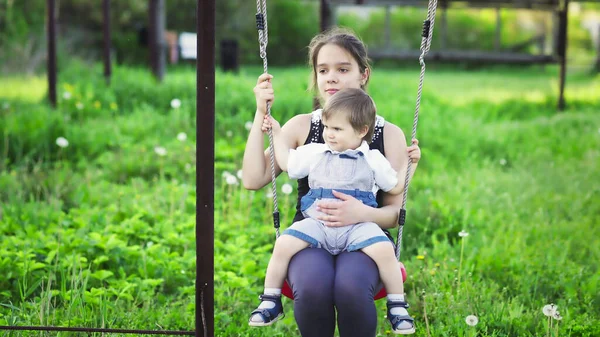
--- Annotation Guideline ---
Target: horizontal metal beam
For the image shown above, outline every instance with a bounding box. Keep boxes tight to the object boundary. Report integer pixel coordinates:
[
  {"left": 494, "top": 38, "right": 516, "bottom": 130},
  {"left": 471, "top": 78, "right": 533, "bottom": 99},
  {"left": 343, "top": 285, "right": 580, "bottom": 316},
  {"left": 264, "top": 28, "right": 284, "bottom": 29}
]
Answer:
[{"left": 369, "top": 49, "right": 558, "bottom": 64}]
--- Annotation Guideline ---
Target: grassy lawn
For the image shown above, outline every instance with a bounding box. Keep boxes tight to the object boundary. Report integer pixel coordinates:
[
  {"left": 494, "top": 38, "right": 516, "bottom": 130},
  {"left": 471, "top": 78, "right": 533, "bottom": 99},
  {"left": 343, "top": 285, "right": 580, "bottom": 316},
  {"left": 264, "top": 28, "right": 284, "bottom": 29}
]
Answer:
[{"left": 0, "top": 62, "right": 599, "bottom": 336}]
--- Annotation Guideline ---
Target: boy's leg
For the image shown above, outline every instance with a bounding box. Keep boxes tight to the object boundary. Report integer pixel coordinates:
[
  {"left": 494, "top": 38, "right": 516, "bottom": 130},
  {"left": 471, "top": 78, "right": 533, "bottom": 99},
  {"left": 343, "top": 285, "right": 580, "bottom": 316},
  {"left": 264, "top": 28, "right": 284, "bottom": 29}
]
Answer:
[
  {"left": 347, "top": 223, "right": 414, "bottom": 334},
  {"left": 249, "top": 219, "right": 321, "bottom": 326},
  {"left": 264, "top": 235, "right": 311, "bottom": 288}
]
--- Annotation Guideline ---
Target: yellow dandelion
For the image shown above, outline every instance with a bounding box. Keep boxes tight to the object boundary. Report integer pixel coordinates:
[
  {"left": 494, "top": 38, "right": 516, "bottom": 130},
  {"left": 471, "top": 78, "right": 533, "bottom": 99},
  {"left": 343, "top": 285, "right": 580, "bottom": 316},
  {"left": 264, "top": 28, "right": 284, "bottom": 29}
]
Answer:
[
  {"left": 110, "top": 102, "right": 118, "bottom": 110},
  {"left": 435, "top": 263, "right": 441, "bottom": 267},
  {"left": 417, "top": 255, "right": 425, "bottom": 260},
  {"left": 94, "top": 101, "right": 101, "bottom": 109}
]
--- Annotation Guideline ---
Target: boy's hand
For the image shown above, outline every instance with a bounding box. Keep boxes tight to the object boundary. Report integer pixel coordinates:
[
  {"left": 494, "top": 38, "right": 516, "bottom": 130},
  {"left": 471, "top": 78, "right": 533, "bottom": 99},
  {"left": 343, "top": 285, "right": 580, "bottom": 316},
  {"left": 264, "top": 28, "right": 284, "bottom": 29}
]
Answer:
[
  {"left": 261, "top": 115, "right": 281, "bottom": 133},
  {"left": 408, "top": 139, "right": 421, "bottom": 163}
]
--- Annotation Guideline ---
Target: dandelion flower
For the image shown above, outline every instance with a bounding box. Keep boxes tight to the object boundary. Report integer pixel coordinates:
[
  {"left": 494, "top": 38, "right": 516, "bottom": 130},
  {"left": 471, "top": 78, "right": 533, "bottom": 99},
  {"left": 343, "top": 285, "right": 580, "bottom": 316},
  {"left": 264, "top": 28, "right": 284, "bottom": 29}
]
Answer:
[
  {"left": 459, "top": 230, "right": 469, "bottom": 237},
  {"left": 177, "top": 132, "right": 187, "bottom": 141},
  {"left": 226, "top": 130, "right": 233, "bottom": 138},
  {"left": 245, "top": 121, "right": 253, "bottom": 131},
  {"left": 542, "top": 304, "right": 556, "bottom": 317},
  {"left": 171, "top": 98, "right": 182, "bottom": 109},
  {"left": 63, "top": 91, "right": 72, "bottom": 100},
  {"left": 94, "top": 101, "right": 101, "bottom": 109},
  {"left": 281, "top": 183, "right": 293, "bottom": 195},
  {"left": 465, "top": 315, "right": 478, "bottom": 326},
  {"left": 500, "top": 158, "right": 507, "bottom": 166},
  {"left": 225, "top": 175, "right": 238, "bottom": 185},
  {"left": 147, "top": 241, "right": 154, "bottom": 248},
  {"left": 56, "top": 137, "right": 69, "bottom": 148},
  {"left": 185, "top": 163, "right": 193, "bottom": 171},
  {"left": 222, "top": 171, "right": 233, "bottom": 179},
  {"left": 553, "top": 311, "right": 562, "bottom": 320},
  {"left": 416, "top": 255, "right": 425, "bottom": 260},
  {"left": 236, "top": 170, "right": 243, "bottom": 179},
  {"left": 154, "top": 146, "right": 167, "bottom": 156},
  {"left": 265, "top": 191, "right": 274, "bottom": 199},
  {"left": 76, "top": 102, "right": 84, "bottom": 110}
]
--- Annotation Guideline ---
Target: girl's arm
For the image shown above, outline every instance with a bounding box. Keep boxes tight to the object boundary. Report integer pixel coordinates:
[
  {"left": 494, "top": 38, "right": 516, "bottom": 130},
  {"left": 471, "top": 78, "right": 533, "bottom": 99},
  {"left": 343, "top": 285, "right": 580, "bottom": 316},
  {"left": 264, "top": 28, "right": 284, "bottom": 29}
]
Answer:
[{"left": 242, "top": 113, "right": 311, "bottom": 190}]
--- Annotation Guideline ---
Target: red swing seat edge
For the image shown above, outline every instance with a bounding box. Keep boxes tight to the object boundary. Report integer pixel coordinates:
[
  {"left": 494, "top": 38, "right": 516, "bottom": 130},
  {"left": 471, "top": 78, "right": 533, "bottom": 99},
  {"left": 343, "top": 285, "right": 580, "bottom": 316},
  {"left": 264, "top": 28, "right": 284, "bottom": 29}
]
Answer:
[{"left": 281, "top": 262, "right": 407, "bottom": 300}]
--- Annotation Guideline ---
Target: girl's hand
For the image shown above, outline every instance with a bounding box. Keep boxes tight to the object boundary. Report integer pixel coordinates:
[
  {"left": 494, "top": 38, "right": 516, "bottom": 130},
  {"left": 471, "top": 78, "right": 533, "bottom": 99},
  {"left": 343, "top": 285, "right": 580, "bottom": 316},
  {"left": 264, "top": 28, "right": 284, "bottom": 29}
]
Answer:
[
  {"left": 315, "top": 190, "right": 367, "bottom": 227},
  {"left": 253, "top": 73, "right": 274, "bottom": 116},
  {"left": 261, "top": 115, "right": 281, "bottom": 133},
  {"left": 407, "top": 139, "right": 421, "bottom": 163}
]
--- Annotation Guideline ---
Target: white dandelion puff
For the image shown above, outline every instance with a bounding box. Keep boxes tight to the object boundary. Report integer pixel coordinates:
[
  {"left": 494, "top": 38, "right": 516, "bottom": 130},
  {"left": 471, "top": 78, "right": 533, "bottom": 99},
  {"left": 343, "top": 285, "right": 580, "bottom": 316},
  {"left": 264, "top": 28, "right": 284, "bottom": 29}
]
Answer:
[
  {"left": 265, "top": 191, "right": 274, "bottom": 198},
  {"left": 281, "top": 183, "right": 293, "bottom": 195},
  {"left": 500, "top": 158, "right": 507, "bottom": 166},
  {"left": 170, "top": 98, "right": 182, "bottom": 109},
  {"left": 543, "top": 304, "right": 557, "bottom": 317},
  {"left": 465, "top": 315, "right": 478, "bottom": 326},
  {"left": 177, "top": 132, "right": 187, "bottom": 141},
  {"left": 56, "top": 137, "right": 69, "bottom": 148},
  {"left": 459, "top": 230, "right": 469, "bottom": 237},
  {"left": 154, "top": 146, "right": 167, "bottom": 156},
  {"left": 236, "top": 170, "right": 243, "bottom": 179},
  {"left": 222, "top": 171, "right": 233, "bottom": 179},
  {"left": 553, "top": 311, "right": 562, "bottom": 320},
  {"left": 147, "top": 241, "right": 154, "bottom": 248},
  {"left": 63, "top": 91, "right": 72, "bottom": 100},
  {"left": 245, "top": 121, "right": 253, "bottom": 131},
  {"left": 225, "top": 174, "right": 238, "bottom": 185},
  {"left": 226, "top": 130, "right": 233, "bottom": 138},
  {"left": 76, "top": 102, "right": 84, "bottom": 110}
]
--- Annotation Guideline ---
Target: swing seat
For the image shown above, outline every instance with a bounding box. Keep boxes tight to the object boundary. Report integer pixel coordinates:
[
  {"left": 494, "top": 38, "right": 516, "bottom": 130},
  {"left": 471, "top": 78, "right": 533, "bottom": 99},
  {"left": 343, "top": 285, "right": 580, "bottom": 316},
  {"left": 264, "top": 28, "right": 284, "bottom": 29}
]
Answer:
[{"left": 281, "top": 262, "right": 407, "bottom": 300}]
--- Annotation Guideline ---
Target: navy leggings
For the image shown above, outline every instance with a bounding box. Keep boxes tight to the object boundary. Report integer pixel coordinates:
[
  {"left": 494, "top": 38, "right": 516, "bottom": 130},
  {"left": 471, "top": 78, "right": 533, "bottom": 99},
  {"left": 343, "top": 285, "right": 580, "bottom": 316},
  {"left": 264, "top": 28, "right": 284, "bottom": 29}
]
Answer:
[{"left": 287, "top": 247, "right": 382, "bottom": 337}]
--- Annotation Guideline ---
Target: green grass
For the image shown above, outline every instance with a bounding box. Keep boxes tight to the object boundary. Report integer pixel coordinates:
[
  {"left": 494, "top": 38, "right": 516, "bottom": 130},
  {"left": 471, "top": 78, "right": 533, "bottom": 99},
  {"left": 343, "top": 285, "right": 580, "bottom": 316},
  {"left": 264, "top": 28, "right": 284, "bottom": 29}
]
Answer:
[{"left": 0, "top": 62, "right": 599, "bottom": 336}]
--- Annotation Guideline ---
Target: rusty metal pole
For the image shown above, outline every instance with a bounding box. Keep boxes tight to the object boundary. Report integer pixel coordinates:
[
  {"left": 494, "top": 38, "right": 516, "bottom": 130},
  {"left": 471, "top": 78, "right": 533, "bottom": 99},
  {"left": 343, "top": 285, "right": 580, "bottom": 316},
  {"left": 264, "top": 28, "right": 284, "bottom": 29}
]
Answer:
[
  {"left": 196, "top": 0, "right": 215, "bottom": 336},
  {"left": 47, "top": 0, "right": 57, "bottom": 108},
  {"left": 557, "top": 0, "right": 569, "bottom": 111},
  {"left": 149, "top": 0, "right": 166, "bottom": 81},
  {"left": 103, "top": 0, "right": 112, "bottom": 85}
]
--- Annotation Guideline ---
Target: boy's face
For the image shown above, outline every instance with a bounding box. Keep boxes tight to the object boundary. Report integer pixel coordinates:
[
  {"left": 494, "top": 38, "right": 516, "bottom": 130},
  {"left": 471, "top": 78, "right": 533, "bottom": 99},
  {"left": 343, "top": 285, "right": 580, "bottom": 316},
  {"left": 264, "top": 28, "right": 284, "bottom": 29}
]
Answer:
[{"left": 322, "top": 112, "right": 366, "bottom": 152}]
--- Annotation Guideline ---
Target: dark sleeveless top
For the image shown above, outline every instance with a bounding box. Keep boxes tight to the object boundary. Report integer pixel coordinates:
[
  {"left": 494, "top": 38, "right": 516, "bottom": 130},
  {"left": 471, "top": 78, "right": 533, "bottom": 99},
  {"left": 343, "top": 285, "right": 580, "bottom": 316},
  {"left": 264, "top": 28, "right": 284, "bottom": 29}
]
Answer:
[{"left": 293, "top": 110, "right": 387, "bottom": 224}]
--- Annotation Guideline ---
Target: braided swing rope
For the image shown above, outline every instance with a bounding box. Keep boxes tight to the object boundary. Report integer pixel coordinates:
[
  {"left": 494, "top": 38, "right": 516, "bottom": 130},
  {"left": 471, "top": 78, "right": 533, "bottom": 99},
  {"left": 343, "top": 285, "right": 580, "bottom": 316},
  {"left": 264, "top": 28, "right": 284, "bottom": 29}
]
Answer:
[
  {"left": 396, "top": 0, "right": 438, "bottom": 260},
  {"left": 256, "top": 0, "right": 281, "bottom": 238}
]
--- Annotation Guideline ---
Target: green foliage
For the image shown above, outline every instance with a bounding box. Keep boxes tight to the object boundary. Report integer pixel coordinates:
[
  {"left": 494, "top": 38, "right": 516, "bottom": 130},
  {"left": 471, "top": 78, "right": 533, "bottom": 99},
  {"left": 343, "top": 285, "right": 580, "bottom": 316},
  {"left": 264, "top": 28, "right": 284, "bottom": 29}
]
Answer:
[{"left": 1, "top": 62, "right": 599, "bottom": 335}]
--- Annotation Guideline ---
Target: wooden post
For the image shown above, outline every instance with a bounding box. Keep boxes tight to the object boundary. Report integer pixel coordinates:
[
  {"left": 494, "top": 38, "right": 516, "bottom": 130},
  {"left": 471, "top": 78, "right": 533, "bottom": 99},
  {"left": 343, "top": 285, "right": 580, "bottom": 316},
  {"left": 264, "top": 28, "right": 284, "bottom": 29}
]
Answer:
[
  {"left": 47, "top": 0, "right": 57, "bottom": 108},
  {"left": 103, "top": 0, "right": 112, "bottom": 85},
  {"left": 197, "top": 1, "right": 215, "bottom": 336},
  {"left": 315, "top": 0, "right": 333, "bottom": 110},
  {"left": 149, "top": 0, "right": 166, "bottom": 81},
  {"left": 320, "top": 0, "right": 332, "bottom": 32},
  {"left": 557, "top": 0, "right": 569, "bottom": 111},
  {"left": 495, "top": 7, "right": 502, "bottom": 51}
]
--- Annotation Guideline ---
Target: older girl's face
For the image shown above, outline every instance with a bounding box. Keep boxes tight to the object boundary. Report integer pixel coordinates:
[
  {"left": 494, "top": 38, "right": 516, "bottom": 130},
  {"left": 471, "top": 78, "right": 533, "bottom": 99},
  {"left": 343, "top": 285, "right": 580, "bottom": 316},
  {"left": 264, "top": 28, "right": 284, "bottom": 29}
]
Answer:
[{"left": 316, "top": 44, "right": 369, "bottom": 102}]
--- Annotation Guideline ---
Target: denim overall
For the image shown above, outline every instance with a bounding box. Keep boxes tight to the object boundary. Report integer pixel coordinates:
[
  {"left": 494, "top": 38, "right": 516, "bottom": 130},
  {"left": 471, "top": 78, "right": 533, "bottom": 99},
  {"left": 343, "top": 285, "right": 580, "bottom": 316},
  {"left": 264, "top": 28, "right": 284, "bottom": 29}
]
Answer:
[{"left": 283, "top": 149, "right": 391, "bottom": 255}]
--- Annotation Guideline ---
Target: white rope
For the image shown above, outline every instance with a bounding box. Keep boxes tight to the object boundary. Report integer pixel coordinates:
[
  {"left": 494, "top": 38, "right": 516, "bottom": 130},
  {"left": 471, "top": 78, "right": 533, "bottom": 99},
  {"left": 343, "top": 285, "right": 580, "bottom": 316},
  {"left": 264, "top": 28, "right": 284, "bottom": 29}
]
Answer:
[
  {"left": 256, "top": 0, "right": 281, "bottom": 239},
  {"left": 396, "top": 0, "right": 438, "bottom": 260}
]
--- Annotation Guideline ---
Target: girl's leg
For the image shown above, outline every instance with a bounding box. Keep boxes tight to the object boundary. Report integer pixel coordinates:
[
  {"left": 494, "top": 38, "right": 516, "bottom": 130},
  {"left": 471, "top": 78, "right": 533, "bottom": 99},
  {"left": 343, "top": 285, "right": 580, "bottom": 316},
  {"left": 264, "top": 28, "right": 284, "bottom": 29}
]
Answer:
[
  {"left": 334, "top": 251, "right": 381, "bottom": 337},
  {"left": 288, "top": 248, "right": 336, "bottom": 337}
]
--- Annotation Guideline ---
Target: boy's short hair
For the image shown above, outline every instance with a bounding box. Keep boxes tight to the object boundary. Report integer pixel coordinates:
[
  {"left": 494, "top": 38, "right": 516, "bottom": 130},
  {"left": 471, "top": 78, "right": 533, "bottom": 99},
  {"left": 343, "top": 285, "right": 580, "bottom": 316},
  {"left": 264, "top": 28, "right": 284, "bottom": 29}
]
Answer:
[{"left": 322, "top": 88, "right": 376, "bottom": 143}]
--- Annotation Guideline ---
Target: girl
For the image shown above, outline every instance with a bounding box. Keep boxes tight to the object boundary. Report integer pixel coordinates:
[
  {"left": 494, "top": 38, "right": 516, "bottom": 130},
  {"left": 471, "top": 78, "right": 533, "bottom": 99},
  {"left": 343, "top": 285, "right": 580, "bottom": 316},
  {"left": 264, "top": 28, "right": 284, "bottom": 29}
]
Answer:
[
  {"left": 249, "top": 88, "right": 415, "bottom": 334},
  {"left": 242, "top": 27, "right": 421, "bottom": 337}
]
